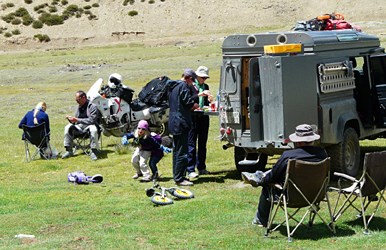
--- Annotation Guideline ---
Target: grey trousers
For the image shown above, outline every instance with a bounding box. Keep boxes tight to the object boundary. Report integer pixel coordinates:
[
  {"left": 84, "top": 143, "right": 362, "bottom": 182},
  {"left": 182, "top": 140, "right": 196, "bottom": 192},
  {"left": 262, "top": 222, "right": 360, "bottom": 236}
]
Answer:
[{"left": 63, "top": 123, "right": 99, "bottom": 150}]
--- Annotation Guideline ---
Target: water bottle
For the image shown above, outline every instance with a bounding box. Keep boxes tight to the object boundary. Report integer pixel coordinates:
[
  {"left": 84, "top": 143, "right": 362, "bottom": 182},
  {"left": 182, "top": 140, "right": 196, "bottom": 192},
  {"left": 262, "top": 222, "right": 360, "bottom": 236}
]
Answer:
[{"left": 15, "top": 234, "right": 35, "bottom": 239}]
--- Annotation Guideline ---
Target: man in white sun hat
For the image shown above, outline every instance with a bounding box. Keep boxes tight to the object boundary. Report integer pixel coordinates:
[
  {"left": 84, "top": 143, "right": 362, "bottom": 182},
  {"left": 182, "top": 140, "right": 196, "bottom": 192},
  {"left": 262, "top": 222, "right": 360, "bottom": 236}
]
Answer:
[
  {"left": 187, "top": 66, "right": 213, "bottom": 179},
  {"left": 242, "top": 124, "right": 328, "bottom": 227}
]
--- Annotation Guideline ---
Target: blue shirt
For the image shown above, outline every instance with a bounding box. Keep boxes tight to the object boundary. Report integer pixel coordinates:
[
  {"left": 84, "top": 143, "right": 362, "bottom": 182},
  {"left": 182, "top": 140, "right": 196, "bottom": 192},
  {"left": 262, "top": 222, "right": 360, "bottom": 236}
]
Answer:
[{"left": 19, "top": 109, "right": 50, "bottom": 135}]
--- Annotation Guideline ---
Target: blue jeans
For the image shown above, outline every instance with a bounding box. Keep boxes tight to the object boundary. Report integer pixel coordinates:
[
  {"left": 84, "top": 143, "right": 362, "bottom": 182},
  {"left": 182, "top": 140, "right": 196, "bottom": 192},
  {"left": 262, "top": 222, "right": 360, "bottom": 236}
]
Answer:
[
  {"left": 149, "top": 155, "right": 162, "bottom": 175},
  {"left": 187, "top": 114, "right": 209, "bottom": 173},
  {"left": 172, "top": 133, "right": 189, "bottom": 183}
]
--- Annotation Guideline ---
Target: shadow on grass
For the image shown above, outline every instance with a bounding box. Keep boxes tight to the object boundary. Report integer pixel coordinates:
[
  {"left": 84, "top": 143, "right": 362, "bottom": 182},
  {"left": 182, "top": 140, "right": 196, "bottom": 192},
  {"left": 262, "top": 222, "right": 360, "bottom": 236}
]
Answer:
[
  {"left": 271, "top": 222, "right": 356, "bottom": 240},
  {"left": 192, "top": 169, "right": 241, "bottom": 184},
  {"left": 345, "top": 216, "right": 386, "bottom": 231}
]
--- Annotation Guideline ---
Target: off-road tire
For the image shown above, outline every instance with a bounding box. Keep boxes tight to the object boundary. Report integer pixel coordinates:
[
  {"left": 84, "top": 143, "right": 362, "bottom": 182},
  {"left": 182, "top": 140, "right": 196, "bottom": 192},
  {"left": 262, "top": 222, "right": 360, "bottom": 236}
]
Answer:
[
  {"left": 234, "top": 146, "right": 268, "bottom": 173},
  {"left": 151, "top": 195, "right": 174, "bottom": 205},
  {"left": 170, "top": 188, "right": 194, "bottom": 199},
  {"left": 326, "top": 127, "right": 360, "bottom": 177}
]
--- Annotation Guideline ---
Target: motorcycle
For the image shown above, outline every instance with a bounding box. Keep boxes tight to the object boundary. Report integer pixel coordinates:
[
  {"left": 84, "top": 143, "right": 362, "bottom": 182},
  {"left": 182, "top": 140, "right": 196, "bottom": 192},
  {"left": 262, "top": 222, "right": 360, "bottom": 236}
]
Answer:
[{"left": 86, "top": 78, "right": 169, "bottom": 137}]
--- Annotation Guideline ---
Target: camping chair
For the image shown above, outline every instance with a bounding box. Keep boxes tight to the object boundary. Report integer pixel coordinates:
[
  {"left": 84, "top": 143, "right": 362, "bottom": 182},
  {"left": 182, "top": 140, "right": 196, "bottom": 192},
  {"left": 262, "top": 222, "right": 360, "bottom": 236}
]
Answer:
[
  {"left": 22, "top": 122, "right": 52, "bottom": 162},
  {"left": 70, "top": 125, "right": 102, "bottom": 156},
  {"left": 329, "top": 151, "right": 386, "bottom": 234},
  {"left": 265, "top": 158, "right": 335, "bottom": 242}
]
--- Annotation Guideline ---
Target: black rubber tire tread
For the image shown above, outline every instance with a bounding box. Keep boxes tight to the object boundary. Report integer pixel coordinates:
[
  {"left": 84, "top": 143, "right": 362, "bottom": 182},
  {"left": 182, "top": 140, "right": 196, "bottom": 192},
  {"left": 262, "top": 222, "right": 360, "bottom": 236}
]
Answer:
[
  {"left": 326, "top": 127, "right": 360, "bottom": 177},
  {"left": 234, "top": 146, "right": 268, "bottom": 173},
  {"left": 151, "top": 195, "right": 173, "bottom": 205},
  {"left": 170, "top": 188, "right": 194, "bottom": 199}
]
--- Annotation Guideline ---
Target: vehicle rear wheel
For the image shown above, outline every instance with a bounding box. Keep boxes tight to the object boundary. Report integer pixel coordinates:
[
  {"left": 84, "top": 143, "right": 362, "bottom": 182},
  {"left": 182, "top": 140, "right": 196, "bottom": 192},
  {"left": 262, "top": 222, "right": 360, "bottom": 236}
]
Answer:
[
  {"left": 326, "top": 127, "right": 360, "bottom": 177},
  {"left": 234, "top": 146, "right": 268, "bottom": 173}
]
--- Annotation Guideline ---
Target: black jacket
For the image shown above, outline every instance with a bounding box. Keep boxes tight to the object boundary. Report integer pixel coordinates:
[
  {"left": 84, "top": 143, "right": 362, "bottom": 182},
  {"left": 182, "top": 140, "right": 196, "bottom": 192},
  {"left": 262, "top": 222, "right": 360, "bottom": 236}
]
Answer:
[
  {"left": 167, "top": 80, "right": 197, "bottom": 135},
  {"left": 263, "top": 146, "right": 328, "bottom": 185}
]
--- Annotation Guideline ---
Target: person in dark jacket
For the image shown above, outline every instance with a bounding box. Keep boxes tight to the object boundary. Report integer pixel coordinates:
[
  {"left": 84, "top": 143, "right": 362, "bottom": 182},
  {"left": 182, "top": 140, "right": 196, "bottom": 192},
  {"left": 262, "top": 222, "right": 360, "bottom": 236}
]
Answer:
[
  {"left": 19, "top": 101, "right": 50, "bottom": 138},
  {"left": 187, "top": 66, "right": 213, "bottom": 179},
  {"left": 168, "top": 68, "right": 199, "bottom": 186},
  {"left": 242, "top": 124, "right": 328, "bottom": 227},
  {"left": 121, "top": 120, "right": 172, "bottom": 182},
  {"left": 62, "top": 90, "right": 101, "bottom": 161}
]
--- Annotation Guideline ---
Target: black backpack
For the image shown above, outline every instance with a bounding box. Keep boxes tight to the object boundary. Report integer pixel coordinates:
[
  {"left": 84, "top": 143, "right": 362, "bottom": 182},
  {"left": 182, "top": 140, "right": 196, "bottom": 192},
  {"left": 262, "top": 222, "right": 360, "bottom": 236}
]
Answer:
[{"left": 138, "top": 76, "right": 170, "bottom": 106}]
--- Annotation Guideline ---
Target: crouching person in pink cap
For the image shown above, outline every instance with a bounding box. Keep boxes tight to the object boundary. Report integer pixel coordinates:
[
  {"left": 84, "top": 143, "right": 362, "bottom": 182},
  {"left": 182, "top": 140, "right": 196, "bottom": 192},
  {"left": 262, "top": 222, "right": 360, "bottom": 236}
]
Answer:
[{"left": 121, "top": 120, "right": 172, "bottom": 182}]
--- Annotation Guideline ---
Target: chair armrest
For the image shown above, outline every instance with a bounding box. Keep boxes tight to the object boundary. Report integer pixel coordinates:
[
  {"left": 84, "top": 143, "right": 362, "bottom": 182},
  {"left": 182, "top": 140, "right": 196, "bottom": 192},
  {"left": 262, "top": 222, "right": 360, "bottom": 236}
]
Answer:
[{"left": 333, "top": 172, "right": 357, "bottom": 182}]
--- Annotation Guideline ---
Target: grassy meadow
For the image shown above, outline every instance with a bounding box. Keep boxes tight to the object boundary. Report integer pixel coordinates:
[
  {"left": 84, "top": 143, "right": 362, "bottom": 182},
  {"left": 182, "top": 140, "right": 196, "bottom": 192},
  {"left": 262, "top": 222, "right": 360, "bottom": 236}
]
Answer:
[{"left": 0, "top": 40, "right": 385, "bottom": 249}]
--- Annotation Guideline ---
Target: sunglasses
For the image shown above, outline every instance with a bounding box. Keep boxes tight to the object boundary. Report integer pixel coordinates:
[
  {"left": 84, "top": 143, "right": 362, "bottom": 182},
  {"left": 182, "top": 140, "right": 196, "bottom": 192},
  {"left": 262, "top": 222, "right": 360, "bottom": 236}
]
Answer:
[{"left": 137, "top": 127, "right": 145, "bottom": 130}]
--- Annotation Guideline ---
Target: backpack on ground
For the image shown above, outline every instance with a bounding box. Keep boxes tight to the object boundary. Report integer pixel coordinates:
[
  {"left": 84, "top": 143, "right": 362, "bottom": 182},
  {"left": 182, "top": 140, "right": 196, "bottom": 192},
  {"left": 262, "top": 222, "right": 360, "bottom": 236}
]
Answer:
[
  {"left": 68, "top": 171, "right": 103, "bottom": 184},
  {"left": 138, "top": 76, "right": 170, "bottom": 106}
]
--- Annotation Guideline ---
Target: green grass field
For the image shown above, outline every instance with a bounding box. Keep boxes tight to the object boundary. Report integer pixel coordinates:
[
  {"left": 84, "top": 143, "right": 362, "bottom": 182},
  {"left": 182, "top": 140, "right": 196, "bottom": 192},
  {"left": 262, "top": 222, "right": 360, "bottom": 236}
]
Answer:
[{"left": 0, "top": 41, "right": 385, "bottom": 249}]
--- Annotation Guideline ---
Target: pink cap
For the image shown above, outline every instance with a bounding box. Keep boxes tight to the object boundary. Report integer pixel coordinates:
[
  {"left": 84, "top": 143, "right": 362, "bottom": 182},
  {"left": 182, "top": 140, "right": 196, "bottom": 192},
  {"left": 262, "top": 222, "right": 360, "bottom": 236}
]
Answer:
[{"left": 137, "top": 120, "right": 149, "bottom": 130}]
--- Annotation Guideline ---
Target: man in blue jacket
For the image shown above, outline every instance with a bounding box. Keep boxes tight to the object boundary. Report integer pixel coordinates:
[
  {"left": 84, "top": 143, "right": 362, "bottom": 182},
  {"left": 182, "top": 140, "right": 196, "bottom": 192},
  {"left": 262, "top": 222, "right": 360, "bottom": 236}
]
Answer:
[
  {"left": 168, "top": 69, "right": 199, "bottom": 186},
  {"left": 242, "top": 124, "right": 327, "bottom": 227}
]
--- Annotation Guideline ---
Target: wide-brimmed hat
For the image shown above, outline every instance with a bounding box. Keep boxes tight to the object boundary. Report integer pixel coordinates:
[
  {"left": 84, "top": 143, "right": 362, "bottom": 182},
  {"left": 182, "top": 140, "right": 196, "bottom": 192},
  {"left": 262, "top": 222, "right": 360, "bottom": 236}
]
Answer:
[
  {"left": 195, "top": 66, "right": 210, "bottom": 78},
  {"left": 289, "top": 124, "right": 320, "bottom": 142}
]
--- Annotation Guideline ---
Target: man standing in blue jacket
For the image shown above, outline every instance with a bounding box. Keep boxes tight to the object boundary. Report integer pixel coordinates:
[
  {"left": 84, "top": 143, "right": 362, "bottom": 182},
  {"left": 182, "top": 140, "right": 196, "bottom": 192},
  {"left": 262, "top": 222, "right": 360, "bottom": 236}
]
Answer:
[{"left": 168, "top": 69, "right": 199, "bottom": 186}]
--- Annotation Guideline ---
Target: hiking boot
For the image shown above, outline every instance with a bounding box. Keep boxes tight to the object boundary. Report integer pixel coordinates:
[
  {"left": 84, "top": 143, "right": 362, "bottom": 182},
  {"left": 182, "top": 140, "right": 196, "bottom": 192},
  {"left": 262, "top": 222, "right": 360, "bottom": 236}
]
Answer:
[
  {"left": 62, "top": 151, "right": 73, "bottom": 159},
  {"left": 176, "top": 180, "right": 194, "bottom": 186},
  {"left": 151, "top": 173, "right": 160, "bottom": 181},
  {"left": 132, "top": 173, "right": 143, "bottom": 179},
  {"left": 199, "top": 169, "right": 210, "bottom": 175},
  {"left": 188, "top": 172, "right": 199, "bottom": 179},
  {"left": 241, "top": 171, "right": 264, "bottom": 187},
  {"left": 90, "top": 152, "right": 98, "bottom": 161},
  {"left": 89, "top": 149, "right": 98, "bottom": 161}
]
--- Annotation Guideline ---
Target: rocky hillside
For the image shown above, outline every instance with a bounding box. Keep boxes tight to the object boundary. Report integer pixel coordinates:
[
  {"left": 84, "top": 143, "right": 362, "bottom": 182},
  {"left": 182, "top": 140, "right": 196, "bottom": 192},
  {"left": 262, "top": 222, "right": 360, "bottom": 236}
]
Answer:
[{"left": 1, "top": 0, "right": 385, "bottom": 52}]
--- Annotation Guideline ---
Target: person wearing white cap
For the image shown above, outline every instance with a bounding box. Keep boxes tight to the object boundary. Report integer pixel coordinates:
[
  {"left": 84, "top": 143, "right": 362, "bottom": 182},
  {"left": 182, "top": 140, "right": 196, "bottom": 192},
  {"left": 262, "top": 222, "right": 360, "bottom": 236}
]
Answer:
[
  {"left": 187, "top": 66, "right": 213, "bottom": 179},
  {"left": 241, "top": 124, "right": 327, "bottom": 227}
]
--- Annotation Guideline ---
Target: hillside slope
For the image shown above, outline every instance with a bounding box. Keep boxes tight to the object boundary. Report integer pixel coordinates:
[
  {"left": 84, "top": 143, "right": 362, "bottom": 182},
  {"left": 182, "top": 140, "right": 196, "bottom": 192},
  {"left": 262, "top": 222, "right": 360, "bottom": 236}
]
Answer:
[{"left": 1, "top": 0, "right": 385, "bottom": 52}]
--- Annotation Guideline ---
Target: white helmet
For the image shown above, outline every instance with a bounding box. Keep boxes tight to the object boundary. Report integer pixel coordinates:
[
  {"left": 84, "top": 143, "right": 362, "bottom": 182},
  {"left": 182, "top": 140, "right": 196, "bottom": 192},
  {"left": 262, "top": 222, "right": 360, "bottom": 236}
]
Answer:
[{"left": 108, "top": 73, "right": 122, "bottom": 89}]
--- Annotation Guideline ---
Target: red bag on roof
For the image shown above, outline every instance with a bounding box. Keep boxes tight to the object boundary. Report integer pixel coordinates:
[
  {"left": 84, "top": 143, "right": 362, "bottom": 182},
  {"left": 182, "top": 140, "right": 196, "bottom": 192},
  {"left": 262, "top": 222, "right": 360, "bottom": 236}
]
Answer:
[{"left": 323, "top": 19, "right": 352, "bottom": 30}]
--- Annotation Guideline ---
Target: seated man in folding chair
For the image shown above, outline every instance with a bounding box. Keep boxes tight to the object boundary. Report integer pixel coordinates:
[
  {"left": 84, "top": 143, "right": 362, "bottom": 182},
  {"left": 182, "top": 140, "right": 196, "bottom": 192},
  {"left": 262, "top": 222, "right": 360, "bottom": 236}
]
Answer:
[
  {"left": 242, "top": 124, "right": 327, "bottom": 227},
  {"left": 62, "top": 90, "right": 101, "bottom": 161}
]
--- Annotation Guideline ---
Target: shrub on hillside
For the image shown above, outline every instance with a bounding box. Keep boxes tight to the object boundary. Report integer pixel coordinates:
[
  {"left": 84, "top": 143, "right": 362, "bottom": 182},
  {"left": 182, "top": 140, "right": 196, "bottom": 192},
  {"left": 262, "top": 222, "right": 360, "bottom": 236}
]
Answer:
[
  {"left": 149, "top": 0, "right": 155, "bottom": 4},
  {"left": 1, "top": 13, "right": 15, "bottom": 23},
  {"left": 128, "top": 10, "right": 138, "bottom": 17},
  {"left": 123, "top": 0, "right": 135, "bottom": 6},
  {"left": 39, "top": 13, "right": 64, "bottom": 26},
  {"left": 12, "top": 29, "right": 20, "bottom": 35},
  {"left": 22, "top": 14, "right": 34, "bottom": 26},
  {"left": 24, "top": 0, "right": 33, "bottom": 4},
  {"left": 15, "top": 7, "right": 29, "bottom": 17},
  {"left": 49, "top": 6, "right": 58, "bottom": 13},
  {"left": 4, "top": 32, "right": 12, "bottom": 38},
  {"left": 92, "top": 3, "right": 99, "bottom": 7},
  {"left": 34, "top": 4, "right": 47, "bottom": 12},
  {"left": 32, "top": 20, "right": 43, "bottom": 29},
  {"left": 11, "top": 18, "right": 21, "bottom": 25},
  {"left": 61, "top": 0, "right": 68, "bottom": 5},
  {"left": 6, "top": 3, "right": 15, "bottom": 8},
  {"left": 34, "top": 34, "right": 50, "bottom": 42}
]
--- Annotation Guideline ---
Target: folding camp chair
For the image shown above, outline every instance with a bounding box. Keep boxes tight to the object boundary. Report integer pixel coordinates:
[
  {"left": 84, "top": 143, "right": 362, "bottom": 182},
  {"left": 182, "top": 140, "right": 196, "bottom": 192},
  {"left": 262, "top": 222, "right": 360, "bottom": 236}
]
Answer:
[
  {"left": 70, "top": 125, "right": 102, "bottom": 156},
  {"left": 22, "top": 122, "right": 52, "bottom": 162},
  {"left": 329, "top": 151, "right": 386, "bottom": 234},
  {"left": 265, "top": 158, "right": 335, "bottom": 242}
]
